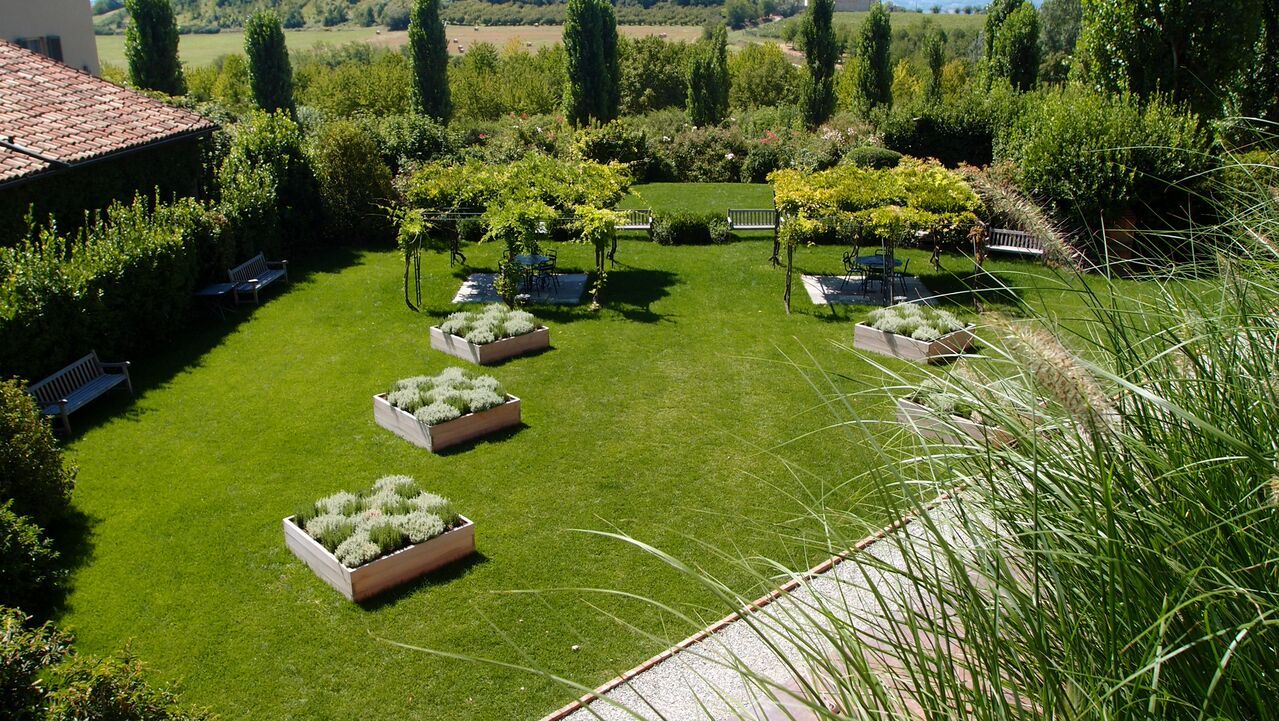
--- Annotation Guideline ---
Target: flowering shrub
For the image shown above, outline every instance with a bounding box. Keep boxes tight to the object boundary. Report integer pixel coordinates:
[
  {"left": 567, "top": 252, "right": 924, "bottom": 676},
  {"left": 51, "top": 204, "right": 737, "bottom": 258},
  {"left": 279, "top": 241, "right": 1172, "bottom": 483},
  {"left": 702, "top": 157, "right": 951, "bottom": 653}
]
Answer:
[
  {"left": 438, "top": 305, "right": 539, "bottom": 344},
  {"left": 385, "top": 367, "right": 508, "bottom": 422},
  {"left": 294, "top": 475, "right": 462, "bottom": 568},
  {"left": 867, "top": 302, "right": 967, "bottom": 342}
]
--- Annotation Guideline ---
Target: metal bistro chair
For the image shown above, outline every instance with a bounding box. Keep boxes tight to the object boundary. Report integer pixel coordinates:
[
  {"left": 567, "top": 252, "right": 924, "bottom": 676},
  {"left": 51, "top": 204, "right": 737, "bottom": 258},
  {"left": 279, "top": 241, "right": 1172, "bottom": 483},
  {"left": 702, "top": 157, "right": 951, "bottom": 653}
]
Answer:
[
  {"left": 839, "top": 247, "right": 865, "bottom": 291},
  {"left": 534, "top": 249, "right": 558, "bottom": 292}
]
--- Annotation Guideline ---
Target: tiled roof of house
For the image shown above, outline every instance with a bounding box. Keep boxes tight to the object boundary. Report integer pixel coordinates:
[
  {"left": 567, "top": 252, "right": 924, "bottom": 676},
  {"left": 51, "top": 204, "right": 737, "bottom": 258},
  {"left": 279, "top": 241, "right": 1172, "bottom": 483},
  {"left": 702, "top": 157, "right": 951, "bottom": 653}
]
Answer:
[{"left": 0, "top": 40, "right": 216, "bottom": 185}]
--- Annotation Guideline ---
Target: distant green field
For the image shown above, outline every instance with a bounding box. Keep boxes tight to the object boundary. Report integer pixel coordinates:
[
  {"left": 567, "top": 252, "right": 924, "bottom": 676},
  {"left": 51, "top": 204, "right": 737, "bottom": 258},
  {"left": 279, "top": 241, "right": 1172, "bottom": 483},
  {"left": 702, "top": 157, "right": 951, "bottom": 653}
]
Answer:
[
  {"left": 734, "top": 10, "right": 985, "bottom": 43},
  {"left": 96, "top": 28, "right": 385, "bottom": 67}
]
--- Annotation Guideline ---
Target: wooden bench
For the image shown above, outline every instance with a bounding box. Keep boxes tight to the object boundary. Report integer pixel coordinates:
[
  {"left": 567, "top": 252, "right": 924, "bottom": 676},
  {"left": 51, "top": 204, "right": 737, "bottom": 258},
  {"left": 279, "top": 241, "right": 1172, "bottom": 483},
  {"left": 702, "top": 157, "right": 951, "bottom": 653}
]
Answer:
[
  {"left": 617, "top": 209, "right": 653, "bottom": 232},
  {"left": 28, "top": 351, "right": 132, "bottom": 434},
  {"left": 727, "top": 209, "right": 777, "bottom": 231},
  {"left": 986, "top": 228, "right": 1045, "bottom": 257},
  {"left": 228, "top": 253, "right": 288, "bottom": 304}
]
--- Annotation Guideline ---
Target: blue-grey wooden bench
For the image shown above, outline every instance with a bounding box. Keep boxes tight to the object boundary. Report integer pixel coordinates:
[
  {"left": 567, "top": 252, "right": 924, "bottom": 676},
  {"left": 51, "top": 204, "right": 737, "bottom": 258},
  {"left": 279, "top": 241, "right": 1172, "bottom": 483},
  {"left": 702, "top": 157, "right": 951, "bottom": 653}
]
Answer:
[
  {"left": 618, "top": 209, "right": 653, "bottom": 232},
  {"left": 727, "top": 209, "right": 777, "bottom": 231},
  {"left": 986, "top": 228, "right": 1046, "bottom": 257},
  {"left": 228, "top": 253, "right": 289, "bottom": 304},
  {"left": 28, "top": 351, "right": 132, "bottom": 434}
]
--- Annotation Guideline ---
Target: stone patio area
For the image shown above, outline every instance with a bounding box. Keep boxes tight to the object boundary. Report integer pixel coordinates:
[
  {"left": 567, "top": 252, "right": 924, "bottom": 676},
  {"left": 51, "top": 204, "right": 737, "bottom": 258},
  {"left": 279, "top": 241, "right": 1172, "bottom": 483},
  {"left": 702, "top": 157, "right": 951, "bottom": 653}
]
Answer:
[
  {"left": 800, "top": 275, "right": 935, "bottom": 306},
  {"left": 452, "top": 273, "right": 589, "bottom": 305}
]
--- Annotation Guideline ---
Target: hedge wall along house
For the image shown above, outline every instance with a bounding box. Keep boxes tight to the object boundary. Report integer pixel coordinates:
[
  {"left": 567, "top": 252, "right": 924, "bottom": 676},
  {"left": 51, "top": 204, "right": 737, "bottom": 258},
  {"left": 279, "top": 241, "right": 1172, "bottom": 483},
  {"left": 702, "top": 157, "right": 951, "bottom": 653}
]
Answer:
[{"left": 0, "top": 198, "right": 216, "bottom": 381}]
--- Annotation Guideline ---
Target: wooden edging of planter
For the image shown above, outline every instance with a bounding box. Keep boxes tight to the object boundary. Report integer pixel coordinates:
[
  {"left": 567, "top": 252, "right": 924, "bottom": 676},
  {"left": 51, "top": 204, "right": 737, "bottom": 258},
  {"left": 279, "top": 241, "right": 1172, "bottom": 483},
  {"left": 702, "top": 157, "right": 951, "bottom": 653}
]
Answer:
[
  {"left": 373, "top": 393, "right": 521, "bottom": 452},
  {"left": 283, "top": 514, "right": 476, "bottom": 602},
  {"left": 853, "top": 323, "right": 975, "bottom": 364},
  {"left": 429, "top": 326, "right": 550, "bottom": 365},
  {"left": 895, "top": 398, "right": 1015, "bottom": 448}
]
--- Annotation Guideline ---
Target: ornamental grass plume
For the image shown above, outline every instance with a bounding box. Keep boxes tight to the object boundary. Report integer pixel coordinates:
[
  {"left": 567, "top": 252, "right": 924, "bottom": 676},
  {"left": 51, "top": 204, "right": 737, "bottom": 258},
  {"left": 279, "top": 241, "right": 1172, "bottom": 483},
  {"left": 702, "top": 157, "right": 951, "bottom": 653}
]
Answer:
[{"left": 1001, "top": 319, "right": 1119, "bottom": 436}]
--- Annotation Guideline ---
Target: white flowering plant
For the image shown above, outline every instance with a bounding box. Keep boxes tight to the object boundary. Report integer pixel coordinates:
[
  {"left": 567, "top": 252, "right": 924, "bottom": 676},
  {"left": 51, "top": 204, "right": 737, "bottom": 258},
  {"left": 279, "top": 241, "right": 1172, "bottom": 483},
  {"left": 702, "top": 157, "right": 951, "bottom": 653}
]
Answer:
[
  {"left": 866, "top": 303, "right": 968, "bottom": 342},
  {"left": 293, "top": 475, "right": 462, "bottom": 568},
  {"left": 385, "top": 368, "right": 508, "bottom": 424},
  {"left": 437, "top": 304, "right": 539, "bottom": 344}
]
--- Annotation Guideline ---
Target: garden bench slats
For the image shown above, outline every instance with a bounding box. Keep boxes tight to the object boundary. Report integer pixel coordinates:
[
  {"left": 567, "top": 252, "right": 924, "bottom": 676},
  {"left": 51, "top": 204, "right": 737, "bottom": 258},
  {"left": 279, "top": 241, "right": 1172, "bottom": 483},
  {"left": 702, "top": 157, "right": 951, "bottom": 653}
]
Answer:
[
  {"left": 27, "top": 351, "right": 132, "bottom": 434},
  {"left": 727, "top": 209, "right": 777, "bottom": 231},
  {"left": 986, "top": 228, "right": 1045, "bottom": 256},
  {"left": 618, "top": 209, "right": 652, "bottom": 231},
  {"left": 228, "top": 253, "right": 289, "bottom": 304}
]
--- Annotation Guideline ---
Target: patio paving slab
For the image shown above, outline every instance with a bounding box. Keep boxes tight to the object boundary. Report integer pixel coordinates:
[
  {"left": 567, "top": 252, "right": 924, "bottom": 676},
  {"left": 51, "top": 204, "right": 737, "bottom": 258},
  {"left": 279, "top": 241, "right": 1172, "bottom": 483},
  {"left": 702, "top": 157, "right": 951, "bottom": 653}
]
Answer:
[{"left": 452, "top": 273, "right": 588, "bottom": 305}]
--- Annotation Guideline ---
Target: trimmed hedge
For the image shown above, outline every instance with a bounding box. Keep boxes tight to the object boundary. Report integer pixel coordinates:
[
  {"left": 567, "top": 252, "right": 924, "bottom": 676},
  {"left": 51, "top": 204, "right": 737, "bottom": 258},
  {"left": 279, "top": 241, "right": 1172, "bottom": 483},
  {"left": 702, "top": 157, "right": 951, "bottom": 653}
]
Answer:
[
  {"left": 0, "top": 198, "right": 216, "bottom": 381},
  {"left": 651, "top": 212, "right": 731, "bottom": 245}
]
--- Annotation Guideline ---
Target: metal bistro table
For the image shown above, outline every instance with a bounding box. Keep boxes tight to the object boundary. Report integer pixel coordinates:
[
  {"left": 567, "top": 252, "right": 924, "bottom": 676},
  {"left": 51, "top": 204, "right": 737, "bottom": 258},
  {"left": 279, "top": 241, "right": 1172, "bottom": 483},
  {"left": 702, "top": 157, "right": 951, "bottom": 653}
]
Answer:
[
  {"left": 512, "top": 254, "right": 550, "bottom": 292},
  {"left": 856, "top": 254, "right": 904, "bottom": 302}
]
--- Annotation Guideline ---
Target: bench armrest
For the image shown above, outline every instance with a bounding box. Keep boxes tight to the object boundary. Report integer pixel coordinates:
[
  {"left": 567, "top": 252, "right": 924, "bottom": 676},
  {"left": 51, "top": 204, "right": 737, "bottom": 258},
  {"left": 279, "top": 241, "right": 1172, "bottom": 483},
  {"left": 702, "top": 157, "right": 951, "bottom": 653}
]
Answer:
[
  {"left": 267, "top": 260, "right": 288, "bottom": 269},
  {"left": 100, "top": 361, "right": 130, "bottom": 369}
]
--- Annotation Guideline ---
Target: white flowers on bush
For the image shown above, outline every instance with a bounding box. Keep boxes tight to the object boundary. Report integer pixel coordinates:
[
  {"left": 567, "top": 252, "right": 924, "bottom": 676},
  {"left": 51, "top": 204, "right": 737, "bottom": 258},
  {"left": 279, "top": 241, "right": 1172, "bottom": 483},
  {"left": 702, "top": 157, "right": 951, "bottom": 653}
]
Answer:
[
  {"left": 295, "top": 475, "right": 463, "bottom": 568},
  {"left": 868, "top": 303, "right": 967, "bottom": 341},
  {"left": 436, "top": 304, "right": 540, "bottom": 344},
  {"left": 387, "top": 367, "right": 508, "bottom": 419},
  {"left": 415, "top": 401, "right": 462, "bottom": 426}
]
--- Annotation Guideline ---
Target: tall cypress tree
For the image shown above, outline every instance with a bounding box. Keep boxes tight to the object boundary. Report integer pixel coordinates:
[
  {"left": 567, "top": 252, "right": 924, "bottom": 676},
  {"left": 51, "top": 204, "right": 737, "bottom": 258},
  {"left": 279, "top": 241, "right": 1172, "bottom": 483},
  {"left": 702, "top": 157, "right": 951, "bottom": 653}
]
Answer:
[
  {"left": 408, "top": 0, "right": 451, "bottom": 121},
  {"left": 800, "top": 0, "right": 838, "bottom": 128},
  {"left": 244, "top": 11, "right": 295, "bottom": 115},
  {"left": 687, "top": 24, "right": 730, "bottom": 126},
  {"left": 923, "top": 28, "right": 945, "bottom": 102},
  {"left": 990, "top": 3, "right": 1040, "bottom": 91},
  {"left": 563, "top": 0, "right": 620, "bottom": 126},
  {"left": 854, "top": 1, "right": 892, "bottom": 112},
  {"left": 983, "top": 0, "right": 1023, "bottom": 61},
  {"left": 124, "top": 0, "right": 185, "bottom": 95}
]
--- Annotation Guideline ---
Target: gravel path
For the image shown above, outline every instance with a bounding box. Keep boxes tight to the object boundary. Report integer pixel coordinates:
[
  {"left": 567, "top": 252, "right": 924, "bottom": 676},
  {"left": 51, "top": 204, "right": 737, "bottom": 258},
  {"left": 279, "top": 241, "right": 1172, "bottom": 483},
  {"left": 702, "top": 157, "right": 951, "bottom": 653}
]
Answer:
[{"left": 545, "top": 497, "right": 969, "bottom": 721}]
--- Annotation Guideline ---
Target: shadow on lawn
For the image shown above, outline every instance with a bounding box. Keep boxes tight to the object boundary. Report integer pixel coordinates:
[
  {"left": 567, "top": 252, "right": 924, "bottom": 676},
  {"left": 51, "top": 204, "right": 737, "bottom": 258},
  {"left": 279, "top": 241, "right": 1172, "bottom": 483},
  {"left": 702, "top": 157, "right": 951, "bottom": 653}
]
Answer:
[
  {"left": 358, "top": 551, "right": 490, "bottom": 611},
  {"left": 599, "top": 265, "right": 678, "bottom": 323},
  {"left": 40, "top": 506, "right": 100, "bottom": 622},
  {"left": 61, "top": 246, "right": 362, "bottom": 440},
  {"left": 433, "top": 422, "right": 529, "bottom": 456}
]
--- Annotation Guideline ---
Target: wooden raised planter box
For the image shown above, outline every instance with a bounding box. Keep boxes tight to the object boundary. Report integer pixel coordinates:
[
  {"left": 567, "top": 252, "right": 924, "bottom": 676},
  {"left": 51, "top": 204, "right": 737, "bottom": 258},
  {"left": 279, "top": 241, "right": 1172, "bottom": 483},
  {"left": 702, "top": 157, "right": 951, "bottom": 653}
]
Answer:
[
  {"left": 429, "top": 326, "right": 550, "bottom": 365},
  {"left": 373, "top": 393, "right": 521, "bottom": 452},
  {"left": 854, "top": 324, "right": 975, "bottom": 364},
  {"left": 895, "top": 398, "right": 1014, "bottom": 448},
  {"left": 283, "top": 515, "right": 476, "bottom": 602}
]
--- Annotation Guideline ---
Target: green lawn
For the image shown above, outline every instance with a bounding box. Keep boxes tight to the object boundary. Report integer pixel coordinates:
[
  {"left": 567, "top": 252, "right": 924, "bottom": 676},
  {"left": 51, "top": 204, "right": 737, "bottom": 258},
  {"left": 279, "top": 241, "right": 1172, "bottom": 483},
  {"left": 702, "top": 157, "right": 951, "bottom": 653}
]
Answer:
[
  {"left": 56, "top": 184, "right": 1145, "bottom": 719},
  {"left": 620, "top": 182, "right": 775, "bottom": 214}
]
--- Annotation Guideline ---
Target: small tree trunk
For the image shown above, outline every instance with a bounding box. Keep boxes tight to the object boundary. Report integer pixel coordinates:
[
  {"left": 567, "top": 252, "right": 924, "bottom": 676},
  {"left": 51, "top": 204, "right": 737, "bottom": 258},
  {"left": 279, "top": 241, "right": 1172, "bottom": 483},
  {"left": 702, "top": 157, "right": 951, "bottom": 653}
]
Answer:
[{"left": 783, "top": 242, "right": 794, "bottom": 313}]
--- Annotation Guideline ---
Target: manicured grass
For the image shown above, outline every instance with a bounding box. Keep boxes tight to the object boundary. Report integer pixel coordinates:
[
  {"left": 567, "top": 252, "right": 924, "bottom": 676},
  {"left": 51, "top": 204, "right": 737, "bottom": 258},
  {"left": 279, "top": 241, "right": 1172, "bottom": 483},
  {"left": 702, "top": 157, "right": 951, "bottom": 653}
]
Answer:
[
  {"left": 620, "top": 182, "right": 774, "bottom": 214},
  {"left": 57, "top": 190, "right": 1154, "bottom": 718}
]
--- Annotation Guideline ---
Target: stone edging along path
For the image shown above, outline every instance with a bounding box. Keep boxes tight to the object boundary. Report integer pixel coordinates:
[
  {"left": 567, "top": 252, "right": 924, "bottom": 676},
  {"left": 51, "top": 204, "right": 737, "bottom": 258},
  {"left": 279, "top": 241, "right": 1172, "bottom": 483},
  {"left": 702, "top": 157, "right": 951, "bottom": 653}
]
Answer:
[{"left": 538, "top": 490, "right": 963, "bottom": 721}]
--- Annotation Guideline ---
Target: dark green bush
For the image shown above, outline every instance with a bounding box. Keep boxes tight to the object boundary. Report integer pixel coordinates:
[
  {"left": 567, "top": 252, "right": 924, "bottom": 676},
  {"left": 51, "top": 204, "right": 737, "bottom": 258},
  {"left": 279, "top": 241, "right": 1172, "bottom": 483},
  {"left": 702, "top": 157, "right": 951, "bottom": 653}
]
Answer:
[
  {"left": 1, "top": 607, "right": 72, "bottom": 721},
  {"left": 741, "top": 141, "right": 784, "bottom": 182},
  {"left": 46, "top": 652, "right": 213, "bottom": 721},
  {"left": 843, "top": 145, "right": 903, "bottom": 169},
  {"left": 456, "top": 218, "right": 487, "bottom": 244},
  {"left": 0, "top": 503, "right": 62, "bottom": 616},
  {"left": 0, "top": 381, "right": 76, "bottom": 527},
  {"left": 575, "top": 121, "right": 652, "bottom": 180},
  {"left": 653, "top": 126, "right": 748, "bottom": 182},
  {"left": 217, "top": 111, "right": 320, "bottom": 248},
  {"left": 652, "top": 212, "right": 724, "bottom": 245},
  {"left": 879, "top": 84, "right": 1023, "bottom": 167},
  {"left": 373, "top": 114, "right": 457, "bottom": 172},
  {"left": 308, "top": 120, "right": 394, "bottom": 246}
]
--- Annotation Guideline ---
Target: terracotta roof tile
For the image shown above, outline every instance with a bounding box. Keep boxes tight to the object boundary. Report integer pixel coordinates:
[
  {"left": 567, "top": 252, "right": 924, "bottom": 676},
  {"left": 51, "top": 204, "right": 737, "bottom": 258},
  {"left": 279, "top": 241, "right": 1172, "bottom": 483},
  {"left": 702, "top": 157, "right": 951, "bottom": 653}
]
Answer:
[{"left": 0, "top": 41, "right": 217, "bottom": 184}]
